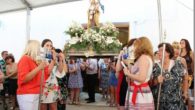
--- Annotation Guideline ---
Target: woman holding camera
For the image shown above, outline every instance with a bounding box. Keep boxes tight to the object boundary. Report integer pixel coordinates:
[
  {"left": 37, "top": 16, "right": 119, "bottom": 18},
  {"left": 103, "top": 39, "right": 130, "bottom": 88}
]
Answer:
[{"left": 40, "top": 39, "right": 65, "bottom": 110}]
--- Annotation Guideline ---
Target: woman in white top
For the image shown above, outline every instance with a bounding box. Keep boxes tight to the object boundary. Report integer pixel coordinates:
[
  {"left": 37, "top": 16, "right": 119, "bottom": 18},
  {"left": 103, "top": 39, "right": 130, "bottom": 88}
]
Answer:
[{"left": 123, "top": 37, "right": 154, "bottom": 110}]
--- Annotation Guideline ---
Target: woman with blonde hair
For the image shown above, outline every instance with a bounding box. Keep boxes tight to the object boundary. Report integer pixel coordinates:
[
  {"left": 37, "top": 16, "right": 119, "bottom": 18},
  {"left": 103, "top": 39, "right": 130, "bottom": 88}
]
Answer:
[
  {"left": 123, "top": 37, "right": 154, "bottom": 110},
  {"left": 17, "top": 40, "right": 48, "bottom": 110}
]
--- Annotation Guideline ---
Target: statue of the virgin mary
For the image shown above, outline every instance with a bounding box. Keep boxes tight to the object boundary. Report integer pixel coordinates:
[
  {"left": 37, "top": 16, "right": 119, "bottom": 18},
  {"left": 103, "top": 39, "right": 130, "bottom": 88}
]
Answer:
[{"left": 87, "top": 0, "right": 100, "bottom": 29}]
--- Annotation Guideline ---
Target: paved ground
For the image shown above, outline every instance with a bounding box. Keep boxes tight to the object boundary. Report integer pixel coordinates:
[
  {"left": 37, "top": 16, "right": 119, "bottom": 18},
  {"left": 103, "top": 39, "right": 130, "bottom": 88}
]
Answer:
[
  {"left": 0, "top": 92, "right": 118, "bottom": 110},
  {"left": 0, "top": 104, "right": 116, "bottom": 110},
  {"left": 67, "top": 105, "right": 117, "bottom": 110},
  {"left": 66, "top": 92, "right": 118, "bottom": 110}
]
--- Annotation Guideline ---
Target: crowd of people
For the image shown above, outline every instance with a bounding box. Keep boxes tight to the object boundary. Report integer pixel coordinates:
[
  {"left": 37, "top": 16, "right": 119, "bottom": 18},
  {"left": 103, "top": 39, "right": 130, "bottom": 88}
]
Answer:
[{"left": 0, "top": 37, "right": 194, "bottom": 110}]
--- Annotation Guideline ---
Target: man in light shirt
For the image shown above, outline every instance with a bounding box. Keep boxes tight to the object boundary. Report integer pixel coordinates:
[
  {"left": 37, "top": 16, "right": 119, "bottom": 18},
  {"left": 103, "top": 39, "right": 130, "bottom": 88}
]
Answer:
[{"left": 85, "top": 58, "right": 98, "bottom": 103}]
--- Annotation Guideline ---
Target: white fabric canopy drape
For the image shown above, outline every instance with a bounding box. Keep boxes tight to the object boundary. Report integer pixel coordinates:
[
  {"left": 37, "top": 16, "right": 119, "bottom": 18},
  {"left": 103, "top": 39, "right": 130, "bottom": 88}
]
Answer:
[{"left": 0, "top": 0, "right": 82, "bottom": 42}]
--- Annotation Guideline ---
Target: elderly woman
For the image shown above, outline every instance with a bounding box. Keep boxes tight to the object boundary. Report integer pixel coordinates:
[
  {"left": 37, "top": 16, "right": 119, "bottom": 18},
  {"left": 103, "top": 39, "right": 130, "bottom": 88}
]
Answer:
[{"left": 150, "top": 43, "right": 186, "bottom": 110}]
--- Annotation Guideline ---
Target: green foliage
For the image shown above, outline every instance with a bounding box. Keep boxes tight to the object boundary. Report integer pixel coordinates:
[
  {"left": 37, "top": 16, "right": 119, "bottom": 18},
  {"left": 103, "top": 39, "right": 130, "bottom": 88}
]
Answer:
[{"left": 64, "top": 22, "right": 122, "bottom": 54}]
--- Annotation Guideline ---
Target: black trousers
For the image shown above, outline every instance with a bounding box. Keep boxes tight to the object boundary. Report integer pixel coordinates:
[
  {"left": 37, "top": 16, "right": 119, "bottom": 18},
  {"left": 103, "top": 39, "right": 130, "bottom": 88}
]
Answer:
[{"left": 86, "top": 73, "right": 97, "bottom": 101}]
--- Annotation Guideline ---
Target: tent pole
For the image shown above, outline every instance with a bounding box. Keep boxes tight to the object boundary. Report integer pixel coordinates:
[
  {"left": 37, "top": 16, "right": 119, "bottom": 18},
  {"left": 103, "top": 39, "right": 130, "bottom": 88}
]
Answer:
[
  {"left": 156, "top": 1, "right": 165, "bottom": 110},
  {"left": 157, "top": 0, "right": 163, "bottom": 43},
  {"left": 26, "top": 7, "right": 31, "bottom": 43}
]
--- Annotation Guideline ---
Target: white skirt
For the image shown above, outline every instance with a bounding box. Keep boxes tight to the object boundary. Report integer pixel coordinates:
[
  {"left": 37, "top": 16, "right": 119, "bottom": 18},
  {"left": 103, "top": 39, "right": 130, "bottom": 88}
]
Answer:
[
  {"left": 125, "top": 85, "right": 154, "bottom": 110},
  {"left": 17, "top": 94, "right": 39, "bottom": 110}
]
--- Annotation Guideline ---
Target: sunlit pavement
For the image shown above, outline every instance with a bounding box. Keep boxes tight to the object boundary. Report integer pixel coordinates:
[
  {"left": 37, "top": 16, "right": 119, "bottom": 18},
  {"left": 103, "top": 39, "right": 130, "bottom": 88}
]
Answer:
[
  {"left": 67, "top": 105, "right": 116, "bottom": 110},
  {"left": 0, "top": 92, "right": 117, "bottom": 110},
  {"left": 66, "top": 92, "right": 118, "bottom": 110}
]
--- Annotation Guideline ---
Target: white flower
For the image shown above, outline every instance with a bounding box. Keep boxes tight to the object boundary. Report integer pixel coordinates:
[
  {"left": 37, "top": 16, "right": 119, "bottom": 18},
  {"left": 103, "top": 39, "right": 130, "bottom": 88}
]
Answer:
[
  {"left": 69, "top": 37, "right": 79, "bottom": 44},
  {"left": 115, "top": 40, "right": 122, "bottom": 46},
  {"left": 65, "top": 21, "right": 122, "bottom": 53},
  {"left": 79, "top": 38, "right": 82, "bottom": 42},
  {"left": 75, "top": 33, "right": 78, "bottom": 37},
  {"left": 66, "top": 21, "right": 84, "bottom": 37},
  {"left": 106, "top": 37, "right": 114, "bottom": 44}
]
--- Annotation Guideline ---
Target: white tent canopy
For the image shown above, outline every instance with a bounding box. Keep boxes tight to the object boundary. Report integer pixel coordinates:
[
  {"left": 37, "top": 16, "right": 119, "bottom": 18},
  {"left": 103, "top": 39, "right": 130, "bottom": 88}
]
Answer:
[
  {"left": 0, "top": 0, "right": 193, "bottom": 61},
  {"left": 0, "top": 0, "right": 82, "bottom": 43},
  {"left": 0, "top": 0, "right": 81, "bottom": 14}
]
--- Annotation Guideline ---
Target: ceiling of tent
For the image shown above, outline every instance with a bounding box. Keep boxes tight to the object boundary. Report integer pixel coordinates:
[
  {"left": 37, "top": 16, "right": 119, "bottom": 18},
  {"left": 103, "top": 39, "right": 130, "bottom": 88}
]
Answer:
[{"left": 0, "top": 0, "right": 82, "bottom": 14}]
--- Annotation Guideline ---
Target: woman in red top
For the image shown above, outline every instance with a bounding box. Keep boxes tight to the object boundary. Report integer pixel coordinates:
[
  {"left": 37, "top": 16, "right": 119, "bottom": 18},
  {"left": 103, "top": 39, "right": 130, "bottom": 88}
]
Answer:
[{"left": 17, "top": 40, "right": 48, "bottom": 110}]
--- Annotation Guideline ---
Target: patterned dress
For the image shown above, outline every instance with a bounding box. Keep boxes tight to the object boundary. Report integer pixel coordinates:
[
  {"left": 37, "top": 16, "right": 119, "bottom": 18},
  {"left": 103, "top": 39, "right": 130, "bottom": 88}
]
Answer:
[
  {"left": 56, "top": 76, "right": 68, "bottom": 110},
  {"left": 41, "top": 66, "right": 60, "bottom": 103},
  {"left": 125, "top": 56, "right": 154, "bottom": 110},
  {"left": 100, "top": 63, "right": 109, "bottom": 89},
  {"left": 151, "top": 60, "right": 186, "bottom": 110},
  {"left": 68, "top": 63, "right": 83, "bottom": 88},
  {"left": 56, "top": 69, "right": 68, "bottom": 102}
]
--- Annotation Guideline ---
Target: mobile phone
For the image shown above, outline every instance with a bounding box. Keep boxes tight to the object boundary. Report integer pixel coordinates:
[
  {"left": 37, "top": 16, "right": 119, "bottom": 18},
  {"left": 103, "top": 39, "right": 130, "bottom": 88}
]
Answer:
[{"left": 123, "top": 53, "right": 128, "bottom": 59}]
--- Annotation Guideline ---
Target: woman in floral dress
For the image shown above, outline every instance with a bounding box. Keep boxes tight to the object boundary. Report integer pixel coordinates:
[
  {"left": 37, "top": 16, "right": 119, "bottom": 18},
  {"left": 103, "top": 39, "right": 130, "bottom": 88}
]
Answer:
[
  {"left": 54, "top": 48, "right": 68, "bottom": 110},
  {"left": 40, "top": 39, "right": 65, "bottom": 110},
  {"left": 150, "top": 43, "right": 186, "bottom": 110},
  {"left": 68, "top": 58, "right": 83, "bottom": 104}
]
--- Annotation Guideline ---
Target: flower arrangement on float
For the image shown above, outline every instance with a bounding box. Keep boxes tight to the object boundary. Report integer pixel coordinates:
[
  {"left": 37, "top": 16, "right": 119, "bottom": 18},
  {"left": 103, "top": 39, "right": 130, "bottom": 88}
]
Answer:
[{"left": 64, "top": 21, "right": 122, "bottom": 55}]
